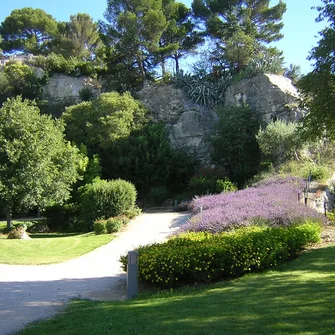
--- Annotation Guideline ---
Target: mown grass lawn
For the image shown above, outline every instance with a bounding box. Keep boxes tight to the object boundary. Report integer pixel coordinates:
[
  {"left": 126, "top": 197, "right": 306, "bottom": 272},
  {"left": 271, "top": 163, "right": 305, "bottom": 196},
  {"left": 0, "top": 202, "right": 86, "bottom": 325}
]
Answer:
[
  {"left": 0, "top": 232, "right": 114, "bottom": 265},
  {"left": 17, "top": 244, "right": 335, "bottom": 335}
]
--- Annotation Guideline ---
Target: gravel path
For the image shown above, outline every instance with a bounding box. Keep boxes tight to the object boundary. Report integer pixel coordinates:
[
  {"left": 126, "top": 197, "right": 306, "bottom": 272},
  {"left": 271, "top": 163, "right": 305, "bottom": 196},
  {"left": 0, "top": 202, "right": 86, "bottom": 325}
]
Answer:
[{"left": 0, "top": 212, "right": 190, "bottom": 335}]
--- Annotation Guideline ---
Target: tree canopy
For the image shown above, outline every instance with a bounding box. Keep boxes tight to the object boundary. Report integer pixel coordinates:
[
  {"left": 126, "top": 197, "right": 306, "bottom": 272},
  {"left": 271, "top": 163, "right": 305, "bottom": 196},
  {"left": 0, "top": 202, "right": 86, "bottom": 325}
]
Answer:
[
  {"left": 55, "top": 13, "right": 103, "bottom": 60},
  {"left": 0, "top": 97, "right": 86, "bottom": 229},
  {"left": 298, "top": 0, "right": 335, "bottom": 139},
  {"left": 0, "top": 7, "right": 58, "bottom": 54},
  {"left": 192, "top": 0, "right": 286, "bottom": 72}
]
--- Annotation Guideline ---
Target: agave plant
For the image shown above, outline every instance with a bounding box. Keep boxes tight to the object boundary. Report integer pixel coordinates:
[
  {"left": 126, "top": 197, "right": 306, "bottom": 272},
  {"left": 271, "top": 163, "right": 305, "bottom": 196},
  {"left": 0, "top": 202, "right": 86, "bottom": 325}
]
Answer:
[{"left": 174, "top": 73, "right": 231, "bottom": 107}]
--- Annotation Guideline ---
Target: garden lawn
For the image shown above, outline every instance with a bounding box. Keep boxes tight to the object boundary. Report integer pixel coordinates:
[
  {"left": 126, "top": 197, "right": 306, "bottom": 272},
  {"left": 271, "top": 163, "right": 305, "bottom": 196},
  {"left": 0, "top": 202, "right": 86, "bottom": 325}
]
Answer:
[
  {"left": 0, "top": 233, "right": 114, "bottom": 265},
  {"left": 17, "top": 244, "right": 335, "bottom": 335}
]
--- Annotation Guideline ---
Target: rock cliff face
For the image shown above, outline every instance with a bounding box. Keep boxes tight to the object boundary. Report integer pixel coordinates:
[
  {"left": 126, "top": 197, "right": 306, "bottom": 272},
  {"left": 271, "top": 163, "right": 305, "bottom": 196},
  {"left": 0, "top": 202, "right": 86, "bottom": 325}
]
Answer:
[
  {"left": 225, "top": 74, "right": 303, "bottom": 122},
  {"left": 42, "top": 74, "right": 101, "bottom": 103},
  {"left": 137, "top": 84, "right": 217, "bottom": 162},
  {"left": 138, "top": 74, "right": 301, "bottom": 162}
]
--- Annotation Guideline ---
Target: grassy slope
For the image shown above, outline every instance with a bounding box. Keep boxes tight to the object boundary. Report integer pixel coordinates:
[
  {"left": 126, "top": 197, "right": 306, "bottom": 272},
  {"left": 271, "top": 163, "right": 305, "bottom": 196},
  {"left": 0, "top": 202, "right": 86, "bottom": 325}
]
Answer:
[
  {"left": 17, "top": 244, "right": 335, "bottom": 335},
  {"left": 0, "top": 233, "right": 114, "bottom": 265}
]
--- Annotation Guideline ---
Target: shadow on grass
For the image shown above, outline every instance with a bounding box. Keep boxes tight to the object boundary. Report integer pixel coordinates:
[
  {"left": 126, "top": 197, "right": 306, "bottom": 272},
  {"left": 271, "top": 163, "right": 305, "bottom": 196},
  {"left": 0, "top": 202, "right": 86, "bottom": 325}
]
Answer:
[
  {"left": 15, "top": 245, "right": 335, "bottom": 335},
  {"left": 29, "top": 233, "right": 81, "bottom": 239}
]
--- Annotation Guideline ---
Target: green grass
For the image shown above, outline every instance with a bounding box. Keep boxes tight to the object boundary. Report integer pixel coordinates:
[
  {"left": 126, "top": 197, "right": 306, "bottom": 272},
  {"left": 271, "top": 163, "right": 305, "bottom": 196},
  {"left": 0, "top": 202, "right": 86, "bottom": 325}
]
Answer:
[
  {"left": 0, "top": 232, "right": 114, "bottom": 265},
  {"left": 16, "top": 244, "right": 335, "bottom": 335}
]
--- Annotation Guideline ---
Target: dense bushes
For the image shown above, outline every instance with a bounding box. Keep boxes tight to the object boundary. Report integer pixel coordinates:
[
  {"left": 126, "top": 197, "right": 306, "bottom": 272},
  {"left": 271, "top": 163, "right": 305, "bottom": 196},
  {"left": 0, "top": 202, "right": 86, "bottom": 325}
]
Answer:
[
  {"left": 120, "top": 222, "right": 321, "bottom": 288},
  {"left": 79, "top": 178, "right": 137, "bottom": 228},
  {"left": 184, "top": 177, "right": 323, "bottom": 234},
  {"left": 93, "top": 216, "right": 130, "bottom": 234},
  {"left": 210, "top": 105, "right": 262, "bottom": 186}
]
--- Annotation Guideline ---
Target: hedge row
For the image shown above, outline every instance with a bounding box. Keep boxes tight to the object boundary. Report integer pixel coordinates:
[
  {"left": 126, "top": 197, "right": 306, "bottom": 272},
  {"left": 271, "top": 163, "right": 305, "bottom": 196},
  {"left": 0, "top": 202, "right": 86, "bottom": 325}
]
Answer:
[
  {"left": 120, "top": 222, "right": 321, "bottom": 288},
  {"left": 94, "top": 215, "right": 129, "bottom": 234}
]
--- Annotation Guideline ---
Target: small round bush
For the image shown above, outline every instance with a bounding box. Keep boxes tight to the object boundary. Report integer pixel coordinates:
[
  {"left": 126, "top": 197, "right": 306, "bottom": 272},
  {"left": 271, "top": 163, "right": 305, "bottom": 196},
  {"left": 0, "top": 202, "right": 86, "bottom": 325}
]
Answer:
[
  {"left": 93, "top": 220, "right": 107, "bottom": 235},
  {"left": 79, "top": 178, "right": 137, "bottom": 228},
  {"left": 106, "top": 217, "right": 123, "bottom": 233}
]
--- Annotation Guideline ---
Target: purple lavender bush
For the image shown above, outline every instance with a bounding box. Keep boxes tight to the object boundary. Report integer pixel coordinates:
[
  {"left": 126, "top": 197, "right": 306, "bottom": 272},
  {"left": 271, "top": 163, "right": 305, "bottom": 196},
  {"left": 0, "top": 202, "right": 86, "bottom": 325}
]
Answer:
[{"left": 181, "top": 176, "right": 323, "bottom": 234}]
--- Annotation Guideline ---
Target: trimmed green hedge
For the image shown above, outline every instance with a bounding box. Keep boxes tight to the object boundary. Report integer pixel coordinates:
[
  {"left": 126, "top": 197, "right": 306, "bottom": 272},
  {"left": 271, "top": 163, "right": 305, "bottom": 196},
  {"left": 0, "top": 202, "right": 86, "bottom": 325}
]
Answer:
[
  {"left": 80, "top": 178, "right": 137, "bottom": 228},
  {"left": 120, "top": 222, "right": 321, "bottom": 288}
]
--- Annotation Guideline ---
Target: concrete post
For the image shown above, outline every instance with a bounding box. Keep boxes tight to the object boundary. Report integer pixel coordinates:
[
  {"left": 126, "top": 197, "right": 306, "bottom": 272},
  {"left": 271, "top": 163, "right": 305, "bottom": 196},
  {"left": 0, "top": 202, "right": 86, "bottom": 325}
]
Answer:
[{"left": 127, "top": 251, "right": 138, "bottom": 299}]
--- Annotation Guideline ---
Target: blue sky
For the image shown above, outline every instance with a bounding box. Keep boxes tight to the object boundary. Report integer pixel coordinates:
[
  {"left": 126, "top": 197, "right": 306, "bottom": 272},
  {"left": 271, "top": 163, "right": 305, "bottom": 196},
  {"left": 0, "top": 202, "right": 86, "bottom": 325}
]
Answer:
[{"left": 0, "top": 0, "right": 326, "bottom": 74}]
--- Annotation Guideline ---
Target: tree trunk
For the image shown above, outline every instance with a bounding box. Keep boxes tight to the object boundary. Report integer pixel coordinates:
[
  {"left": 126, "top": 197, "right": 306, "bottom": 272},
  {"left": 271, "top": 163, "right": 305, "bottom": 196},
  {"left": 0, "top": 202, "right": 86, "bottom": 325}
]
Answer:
[
  {"left": 137, "top": 54, "right": 148, "bottom": 88},
  {"left": 161, "top": 60, "right": 166, "bottom": 77},
  {"left": 174, "top": 54, "right": 180, "bottom": 74},
  {"left": 6, "top": 207, "right": 12, "bottom": 230}
]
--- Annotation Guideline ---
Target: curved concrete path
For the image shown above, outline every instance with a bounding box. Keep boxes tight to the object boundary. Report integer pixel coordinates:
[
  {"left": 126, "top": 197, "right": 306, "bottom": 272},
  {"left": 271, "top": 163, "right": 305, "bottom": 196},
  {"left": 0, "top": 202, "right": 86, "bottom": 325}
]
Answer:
[{"left": 0, "top": 212, "right": 190, "bottom": 335}]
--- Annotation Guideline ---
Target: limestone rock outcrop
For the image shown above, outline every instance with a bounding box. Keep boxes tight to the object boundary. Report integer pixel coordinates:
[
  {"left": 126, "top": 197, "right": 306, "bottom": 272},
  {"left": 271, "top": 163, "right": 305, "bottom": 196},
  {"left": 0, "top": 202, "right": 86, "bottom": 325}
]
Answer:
[
  {"left": 42, "top": 74, "right": 101, "bottom": 104},
  {"left": 224, "top": 74, "right": 303, "bottom": 122},
  {"left": 137, "top": 84, "right": 217, "bottom": 162}
]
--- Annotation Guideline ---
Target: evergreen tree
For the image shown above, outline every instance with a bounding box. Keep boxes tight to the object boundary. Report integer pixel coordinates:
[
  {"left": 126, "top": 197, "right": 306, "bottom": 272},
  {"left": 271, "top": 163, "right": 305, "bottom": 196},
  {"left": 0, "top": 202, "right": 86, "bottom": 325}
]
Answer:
[
  {"left": 298, "top": 0, "right": 335, "bottom": 139},
  {"left": 103, "top": 0, "right": 168, "bottom": 87},
  {"left": 0, "top": 8, "right": 58, "bottom": 54},
  {"left": 192, "top": 0, "right": 286, "bottom": 72}
]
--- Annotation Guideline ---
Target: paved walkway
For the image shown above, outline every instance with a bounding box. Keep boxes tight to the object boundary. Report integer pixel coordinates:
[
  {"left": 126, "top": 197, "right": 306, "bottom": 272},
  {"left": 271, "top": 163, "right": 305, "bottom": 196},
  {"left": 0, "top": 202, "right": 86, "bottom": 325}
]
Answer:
[{"left": 0, "top": 212, "right": 190, "bottom": 335}]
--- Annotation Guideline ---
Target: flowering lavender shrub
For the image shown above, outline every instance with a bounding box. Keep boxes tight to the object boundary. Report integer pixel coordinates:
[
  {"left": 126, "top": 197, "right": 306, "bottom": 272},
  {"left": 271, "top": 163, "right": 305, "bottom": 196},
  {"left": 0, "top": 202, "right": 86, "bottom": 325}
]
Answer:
[{"left": 182, "top": 176, "right": 323, "bottom": 233}]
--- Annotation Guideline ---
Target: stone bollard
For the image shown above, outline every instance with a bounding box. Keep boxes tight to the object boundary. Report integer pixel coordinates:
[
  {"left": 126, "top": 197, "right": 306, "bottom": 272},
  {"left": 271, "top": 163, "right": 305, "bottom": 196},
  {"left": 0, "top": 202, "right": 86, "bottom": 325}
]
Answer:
[{"left": 127, "top": 251, "right": 139, "bottom": 299}]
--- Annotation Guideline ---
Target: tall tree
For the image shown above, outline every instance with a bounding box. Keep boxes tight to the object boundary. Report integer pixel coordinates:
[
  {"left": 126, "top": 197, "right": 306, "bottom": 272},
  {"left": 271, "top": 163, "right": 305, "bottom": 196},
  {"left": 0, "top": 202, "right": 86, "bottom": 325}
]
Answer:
[
  {"left": 103, "top": 0, "right": 168, "bottom": 87},
  {"left": 298, "top": 0, "right": 335, "bottom": 139},
  {"left": 157, "top": 0, "right": 203, "bottom": 74},
  {"left": 0, "top": 8, "right": 58, "bottom": 54},
  {"left": 55, "top": 13, "right": 103, "bottom": 60},
  {"left": 0, "top": 97, "right": 85, "bottom": 229},
  {"left": 192, "top": 0, "right": 286, "bottom": 72}
]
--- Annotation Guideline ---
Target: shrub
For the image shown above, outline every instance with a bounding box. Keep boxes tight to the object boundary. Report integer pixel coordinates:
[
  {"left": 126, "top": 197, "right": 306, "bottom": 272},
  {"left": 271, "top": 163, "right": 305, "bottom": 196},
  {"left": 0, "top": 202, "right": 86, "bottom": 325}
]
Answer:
[
  {"left": 43, "top": 203, "right": 82, "bottom": 232},
  {"left": 184, "top": 177, "right": 324, "bottom": 234},
  {"left": 106, "top": 217, "right": 123, "bottom": 233},
  {"left": 256, "top": 120, "right": 303, "bottom": 165},
  {"left": 93, "top": 220, "right": 107, "bottom": 235},
  {"left": 123, "top": 206, "right": 142, "bottom": 219},
  {"left": 211, "top": 105, "right": 263, "bottom": 186},
  {"left": 79, "top": 178, "right": 137, "bottom": 228},
  {"left": 120, "top": 223, "right": 321, "bottom": 288},
  {"left": 7, "top": 226, "right": 28, "bottom": 239},
  {"left": 149, "top": 186, "right": 170, "bottom": 206},
  {"left": 216, "top": 178, "right": 237, "bottom": 193}
]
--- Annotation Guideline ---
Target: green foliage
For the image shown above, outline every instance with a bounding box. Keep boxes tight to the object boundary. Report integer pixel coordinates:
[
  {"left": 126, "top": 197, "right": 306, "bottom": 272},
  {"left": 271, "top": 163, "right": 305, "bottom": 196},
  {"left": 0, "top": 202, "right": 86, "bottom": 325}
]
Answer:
[
  {"left": 157, "top": 1, "right": 204, "bottom": 74},
  {"left": 240, "top": 49, "right": 284, "bottom": 79},
  {"left": 216, "top": 178, "right": 237, "bottom": 193},
  {"left": 106, "top": 217, "right": 123, "bottom": 233},
  {"left": 186, "top": 167, "right": 230, "bottom": 196},
  {"left": 79, "top": 179, "right": 137, "bottom": 229},
  {"left": 104, "top": 0, "right": 168, "bottom": 86},
  {"left": 105, "top": 123, "right": 197, "bottom": 198},
  {"left": 0, "top": 97, "right": 86, "bottom": 229},
  {"left": 123, "top": 206, "right": 142, "bottom": 219},
  {"left": 54, "top": 13, "right": 103, "bottom": 60},
  {"left": 279, "top": 160, "right": 331, "bottom": 182},
  {"left": 0, "top": 62, "right": 44, "bottom": 105},
  {"left": 31, "top": 53, "right": 100, "bottom": 77},
  {"left": 79, "top": 87, "right": 95, "bottom": 101},
  {"left": 0, "top": 8, "right": 58, "bottom": 54},
  {"left": 192, "top": 0, "right": 286, "bottom": 74},
  {"left": 62, "top": 91, "right": 147, "bottom": 154},
  {"left": 284, "top": 64, "right": 302, "bottom": 84},
  {"left": 256, "top": 120, "right": 304, "bottom": 165},
  {"left": 43, "top": 203, "right": 81, "bottom": 232},
  {"left": 93, "top": 219, "right": 107, "bottom": 235},
  {"left": 173, "top": 72, "right": 230, "bottom": 106},
  {"left": 211, "top": 105, "right": 262, "bottom": 185},
  {"left": 120, "top": 222, "right": 321, "bottom": 288},
  {"left": 149, "top": 186, "right": 170, "bottom": 206},
  {"left": 298, "top": 1, "right": 335, "bottom": 139}
]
